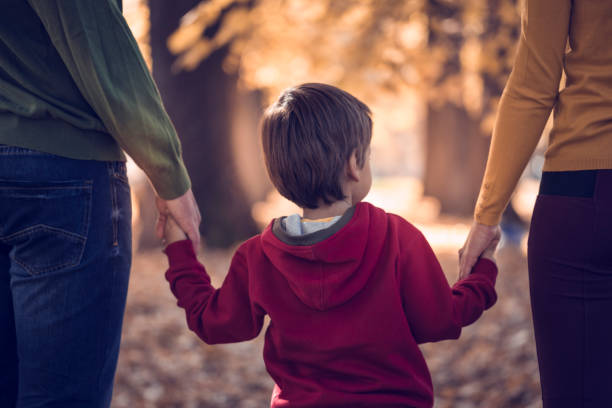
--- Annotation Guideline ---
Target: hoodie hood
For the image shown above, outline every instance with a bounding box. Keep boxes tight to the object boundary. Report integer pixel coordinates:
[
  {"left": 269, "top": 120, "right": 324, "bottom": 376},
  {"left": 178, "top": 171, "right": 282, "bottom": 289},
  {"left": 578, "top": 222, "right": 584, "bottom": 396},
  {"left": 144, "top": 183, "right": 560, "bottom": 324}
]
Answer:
[{"left": 261, "top": 202, "right": 388, "bottom": 311}]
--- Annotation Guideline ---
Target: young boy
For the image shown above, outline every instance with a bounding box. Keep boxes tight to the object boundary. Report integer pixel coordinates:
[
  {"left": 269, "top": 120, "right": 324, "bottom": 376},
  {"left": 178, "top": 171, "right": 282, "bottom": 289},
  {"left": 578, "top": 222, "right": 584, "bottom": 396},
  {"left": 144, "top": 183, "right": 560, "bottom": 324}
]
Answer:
[{"left": 163, "top": 83, "right": 499, "bottom": 408}]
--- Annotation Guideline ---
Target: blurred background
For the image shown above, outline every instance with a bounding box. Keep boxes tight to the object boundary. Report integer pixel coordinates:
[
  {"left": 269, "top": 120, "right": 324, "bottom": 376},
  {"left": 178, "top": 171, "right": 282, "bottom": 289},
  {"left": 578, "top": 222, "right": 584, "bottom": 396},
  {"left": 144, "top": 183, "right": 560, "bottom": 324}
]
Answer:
[{"left": 114, "top": 1, "right": 548, "bottom": 407}]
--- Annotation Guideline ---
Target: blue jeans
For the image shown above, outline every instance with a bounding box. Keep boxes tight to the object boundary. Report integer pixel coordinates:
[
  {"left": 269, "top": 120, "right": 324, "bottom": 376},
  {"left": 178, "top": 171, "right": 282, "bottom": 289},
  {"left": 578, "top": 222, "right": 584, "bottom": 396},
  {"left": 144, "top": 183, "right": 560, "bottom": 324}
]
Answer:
[{"left": 0, "top": 145, "right": 132, "bottom": 407}]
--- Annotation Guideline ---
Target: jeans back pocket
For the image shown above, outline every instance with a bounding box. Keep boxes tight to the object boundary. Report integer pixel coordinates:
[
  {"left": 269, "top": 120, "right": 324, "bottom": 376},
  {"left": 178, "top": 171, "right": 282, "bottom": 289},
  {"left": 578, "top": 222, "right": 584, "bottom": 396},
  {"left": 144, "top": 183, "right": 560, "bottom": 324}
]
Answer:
[{"left": 0, "top": 179, "right": 92, "bottom": 276}]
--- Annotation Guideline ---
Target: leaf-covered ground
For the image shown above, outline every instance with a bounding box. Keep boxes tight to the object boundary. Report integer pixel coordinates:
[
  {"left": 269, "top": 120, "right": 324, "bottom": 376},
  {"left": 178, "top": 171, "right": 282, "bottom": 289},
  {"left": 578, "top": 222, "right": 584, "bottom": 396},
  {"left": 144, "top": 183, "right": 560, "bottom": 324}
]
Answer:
[{"left": 111, "top": 228, "right": 542, "bottom": 408}]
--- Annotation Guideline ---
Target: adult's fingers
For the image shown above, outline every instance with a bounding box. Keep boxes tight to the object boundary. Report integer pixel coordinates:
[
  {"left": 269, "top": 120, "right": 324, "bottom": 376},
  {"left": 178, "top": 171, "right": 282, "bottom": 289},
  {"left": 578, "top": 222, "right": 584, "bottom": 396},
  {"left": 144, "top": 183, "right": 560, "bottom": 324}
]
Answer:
[
  {"left": 155, "top": 196, "right": 168, "bottom": 240},
  {"left": 155, "top": 212, "right": 167, "bottom": 239},
  {"left": 195, "top": 201, "right": 202, "bottom": 224},
  {"left": 180, "top": 219, "right": 200, "bottom": 248},
  {"left": 458, "top": 222, "right": 500, "bottom": 279},
  {"left": 166, "top": 189, "right": 201, "bottom": 248},
  {"left": 458, "top": 252, "right": 478, "bottom": 280},
  {"left": 170, "top": 209, "right": 200, "bottom": 248}
]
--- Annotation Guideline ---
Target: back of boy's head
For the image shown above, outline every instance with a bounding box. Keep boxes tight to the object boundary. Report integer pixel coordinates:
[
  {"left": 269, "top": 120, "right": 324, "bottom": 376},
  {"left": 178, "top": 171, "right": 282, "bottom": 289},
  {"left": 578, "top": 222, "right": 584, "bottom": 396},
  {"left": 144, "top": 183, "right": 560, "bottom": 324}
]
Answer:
[{"left": 261, "top": 83, "right": 372, "bottom": 209}]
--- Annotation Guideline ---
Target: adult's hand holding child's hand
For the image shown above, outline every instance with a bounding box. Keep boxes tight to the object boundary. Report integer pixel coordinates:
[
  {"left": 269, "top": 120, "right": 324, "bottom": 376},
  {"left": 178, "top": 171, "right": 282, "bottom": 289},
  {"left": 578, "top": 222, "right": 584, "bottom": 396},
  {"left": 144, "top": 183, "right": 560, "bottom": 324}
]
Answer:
[
  {"left": 458, "top": 222, "right": 501, "bottom": 280},
  {"left": 155, "top": 188, "right": 201, "bottom": 248},
  {"left": 163, "top": 214, "right": 188, "bottom": 245},
  {"left": 479, "top": 227, "right": 501, "bottom": 263}
]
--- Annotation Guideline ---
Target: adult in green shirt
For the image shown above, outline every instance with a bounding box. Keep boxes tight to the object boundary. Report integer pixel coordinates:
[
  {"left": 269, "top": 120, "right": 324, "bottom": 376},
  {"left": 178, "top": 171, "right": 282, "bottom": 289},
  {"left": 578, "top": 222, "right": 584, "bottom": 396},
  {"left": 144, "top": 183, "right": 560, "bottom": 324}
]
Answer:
[{"left": 0, "top": 1, "right": 200, "bottom": 406}]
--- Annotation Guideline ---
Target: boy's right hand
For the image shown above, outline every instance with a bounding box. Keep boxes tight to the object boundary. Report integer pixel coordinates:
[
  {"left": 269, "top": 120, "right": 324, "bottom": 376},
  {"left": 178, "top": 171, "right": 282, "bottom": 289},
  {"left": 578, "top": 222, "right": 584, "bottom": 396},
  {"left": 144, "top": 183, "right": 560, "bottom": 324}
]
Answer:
[{"left": 164, "top": 214, "right": 188, "bottom": 245}]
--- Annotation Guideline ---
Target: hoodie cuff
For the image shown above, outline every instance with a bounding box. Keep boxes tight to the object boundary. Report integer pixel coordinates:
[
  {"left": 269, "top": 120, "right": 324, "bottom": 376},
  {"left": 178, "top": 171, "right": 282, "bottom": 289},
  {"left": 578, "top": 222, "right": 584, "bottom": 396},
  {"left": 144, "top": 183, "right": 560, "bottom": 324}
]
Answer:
[
  {"left": 471, "top": 258, "right": 498, "bottom": 286},
  {"left": 164, "top": 239, "right": 197, "bottom": 267}
]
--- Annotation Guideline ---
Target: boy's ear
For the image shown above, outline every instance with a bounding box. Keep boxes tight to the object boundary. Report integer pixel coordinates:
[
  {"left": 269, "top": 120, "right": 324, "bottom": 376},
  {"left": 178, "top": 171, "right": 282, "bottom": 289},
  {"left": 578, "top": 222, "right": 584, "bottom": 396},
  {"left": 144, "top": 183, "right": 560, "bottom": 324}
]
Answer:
[{"left": 346, "top": 150, "right": 361, "bottom": 182}]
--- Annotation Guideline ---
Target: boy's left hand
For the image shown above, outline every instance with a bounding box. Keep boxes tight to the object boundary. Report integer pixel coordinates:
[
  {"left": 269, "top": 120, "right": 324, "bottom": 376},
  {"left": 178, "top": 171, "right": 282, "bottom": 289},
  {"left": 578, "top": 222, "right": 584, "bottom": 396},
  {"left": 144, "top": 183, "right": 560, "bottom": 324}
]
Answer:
[{"left": 164, "top": 214, "right": 188, "bottom": 245}]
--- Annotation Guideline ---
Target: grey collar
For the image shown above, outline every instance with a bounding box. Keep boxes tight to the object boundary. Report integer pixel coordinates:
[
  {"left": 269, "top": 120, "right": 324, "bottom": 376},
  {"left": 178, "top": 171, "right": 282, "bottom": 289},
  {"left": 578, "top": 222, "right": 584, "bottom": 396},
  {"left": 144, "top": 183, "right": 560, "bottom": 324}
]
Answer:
[{"left": 272, "top": 206, "right": 356, "bottom": 246}]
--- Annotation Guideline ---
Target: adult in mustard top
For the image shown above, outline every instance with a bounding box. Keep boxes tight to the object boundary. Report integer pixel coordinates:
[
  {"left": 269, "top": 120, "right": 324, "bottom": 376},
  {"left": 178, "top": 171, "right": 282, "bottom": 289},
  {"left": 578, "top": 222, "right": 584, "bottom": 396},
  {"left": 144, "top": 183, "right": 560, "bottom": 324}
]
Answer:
[
  {"left": 459, "top": 0, "right": 612, "bottom": 406},
  {"left": 0, "top": 1, "right": 200, "bottom": 407}
]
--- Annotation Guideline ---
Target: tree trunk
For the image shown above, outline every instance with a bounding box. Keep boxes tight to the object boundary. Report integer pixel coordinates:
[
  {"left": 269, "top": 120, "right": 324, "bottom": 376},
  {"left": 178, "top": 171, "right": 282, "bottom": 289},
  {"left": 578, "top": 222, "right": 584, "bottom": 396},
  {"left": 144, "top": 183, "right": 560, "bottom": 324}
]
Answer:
[
  {"left": 149, "top": 0, "right": 259, "bottom": 247},
  {"left": 423, "top": 104, "right": 490, "bottom": 216}
]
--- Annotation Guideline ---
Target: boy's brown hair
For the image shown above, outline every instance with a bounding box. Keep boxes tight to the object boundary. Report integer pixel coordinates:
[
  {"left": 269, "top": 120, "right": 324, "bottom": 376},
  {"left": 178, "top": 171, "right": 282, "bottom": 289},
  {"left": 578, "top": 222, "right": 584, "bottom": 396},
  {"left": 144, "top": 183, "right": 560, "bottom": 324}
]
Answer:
[{"left": 261, "top": 83, "right": 372, "bottom": 209}]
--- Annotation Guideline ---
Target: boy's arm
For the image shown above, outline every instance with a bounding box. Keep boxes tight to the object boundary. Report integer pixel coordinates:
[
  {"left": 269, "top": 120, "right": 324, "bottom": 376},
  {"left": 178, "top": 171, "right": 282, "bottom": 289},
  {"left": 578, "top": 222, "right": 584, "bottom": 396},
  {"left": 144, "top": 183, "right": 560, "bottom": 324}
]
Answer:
[
  {"left": 399, "top": 228, "right": 498, "bottom": 344},
  {"left": 164, "top": 241, "right": 266, "bottom": 344}
]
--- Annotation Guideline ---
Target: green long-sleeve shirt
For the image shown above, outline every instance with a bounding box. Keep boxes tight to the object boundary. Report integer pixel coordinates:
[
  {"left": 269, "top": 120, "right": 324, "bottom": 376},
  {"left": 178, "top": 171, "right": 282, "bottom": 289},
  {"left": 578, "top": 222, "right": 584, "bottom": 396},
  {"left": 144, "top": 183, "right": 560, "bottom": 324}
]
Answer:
[{"left": 0, "top": 0, "right": 190, "bottom": 199}]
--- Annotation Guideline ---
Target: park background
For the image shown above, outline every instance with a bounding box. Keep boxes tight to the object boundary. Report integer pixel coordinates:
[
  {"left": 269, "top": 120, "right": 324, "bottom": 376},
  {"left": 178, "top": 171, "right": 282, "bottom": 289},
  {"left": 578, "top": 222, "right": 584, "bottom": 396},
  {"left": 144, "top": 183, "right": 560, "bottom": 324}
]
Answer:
[{"left": 114, "top": 0, "right": 548, "bottom": 406}]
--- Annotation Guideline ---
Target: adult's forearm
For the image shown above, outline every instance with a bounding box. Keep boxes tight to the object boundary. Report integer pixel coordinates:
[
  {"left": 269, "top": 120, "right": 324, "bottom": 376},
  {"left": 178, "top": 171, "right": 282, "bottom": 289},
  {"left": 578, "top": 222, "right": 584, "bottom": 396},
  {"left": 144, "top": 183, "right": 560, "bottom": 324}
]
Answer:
[
  {"left": 474, "top": 0, "right": 571, "bottom": 225},
  {"left": 474, "top": 88, "right": 550, "bottom": 225}
]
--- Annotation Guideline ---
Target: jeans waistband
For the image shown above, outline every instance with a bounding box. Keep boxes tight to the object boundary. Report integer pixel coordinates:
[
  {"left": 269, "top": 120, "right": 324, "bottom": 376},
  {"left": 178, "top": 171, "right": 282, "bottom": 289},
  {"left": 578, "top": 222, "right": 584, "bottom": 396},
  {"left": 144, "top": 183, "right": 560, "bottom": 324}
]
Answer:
[
  {"left": 0, "top": 144, "right": 53, "bottom": 156},
  {"left": 539, "top": 170, "right": 598, "bottom": 197},
  {"left": 0, "top": 145, "right": 126, "bottom": 168}
]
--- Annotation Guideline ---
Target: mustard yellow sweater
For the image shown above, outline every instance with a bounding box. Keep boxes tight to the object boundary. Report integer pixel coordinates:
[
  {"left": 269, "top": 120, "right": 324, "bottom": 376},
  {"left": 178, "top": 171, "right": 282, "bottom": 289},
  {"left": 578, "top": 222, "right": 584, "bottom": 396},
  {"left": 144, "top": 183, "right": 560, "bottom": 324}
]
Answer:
[{"left": 475, "top": 0, "right": 612, "bottom": 225}]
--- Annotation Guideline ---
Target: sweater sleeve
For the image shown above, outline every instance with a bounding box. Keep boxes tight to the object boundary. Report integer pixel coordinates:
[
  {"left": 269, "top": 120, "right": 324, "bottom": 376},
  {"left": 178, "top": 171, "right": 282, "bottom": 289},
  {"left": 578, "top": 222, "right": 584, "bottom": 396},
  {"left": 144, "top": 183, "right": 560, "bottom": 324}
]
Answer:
[
  {"left": 399, "top": 229, "right": 498, "bottom": 344},
  {"left": 26, "top": 0, "right": 190, "bottom": 200},
  {"left": 474, "top": 0, "right": 571, "bottom": 225},
  {"left": 164, "top": 240, "right": 266, "bottom": 344}
]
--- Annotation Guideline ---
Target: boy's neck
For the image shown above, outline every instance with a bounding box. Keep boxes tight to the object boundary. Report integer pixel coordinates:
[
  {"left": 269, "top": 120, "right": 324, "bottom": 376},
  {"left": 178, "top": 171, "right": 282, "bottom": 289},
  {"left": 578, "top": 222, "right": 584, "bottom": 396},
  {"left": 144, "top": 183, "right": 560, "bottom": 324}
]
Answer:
[{"left": 302, "top": 199, "right": 353, "bottom": 220}]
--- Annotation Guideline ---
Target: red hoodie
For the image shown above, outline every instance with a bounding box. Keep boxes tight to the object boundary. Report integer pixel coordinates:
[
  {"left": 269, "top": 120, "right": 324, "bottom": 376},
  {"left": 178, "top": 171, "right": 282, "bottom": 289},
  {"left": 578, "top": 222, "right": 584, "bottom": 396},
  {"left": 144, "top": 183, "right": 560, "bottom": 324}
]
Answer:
[{"left": 165, "top": 202, "right": 497, "bottom": 407}]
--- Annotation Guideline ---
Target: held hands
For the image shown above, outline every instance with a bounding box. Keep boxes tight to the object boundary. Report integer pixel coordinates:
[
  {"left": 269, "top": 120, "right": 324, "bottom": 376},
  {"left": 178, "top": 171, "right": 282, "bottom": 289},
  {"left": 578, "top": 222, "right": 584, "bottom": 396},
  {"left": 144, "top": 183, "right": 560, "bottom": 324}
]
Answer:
[
  {"left": 458, "top": 222, "right": 501, "bottom": 280},
  {"left": 155, "top": 188, "right": 201, "bottom": 248},
  {"left": 163, "top": 214, "right": 188, "bottom": 245}
]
